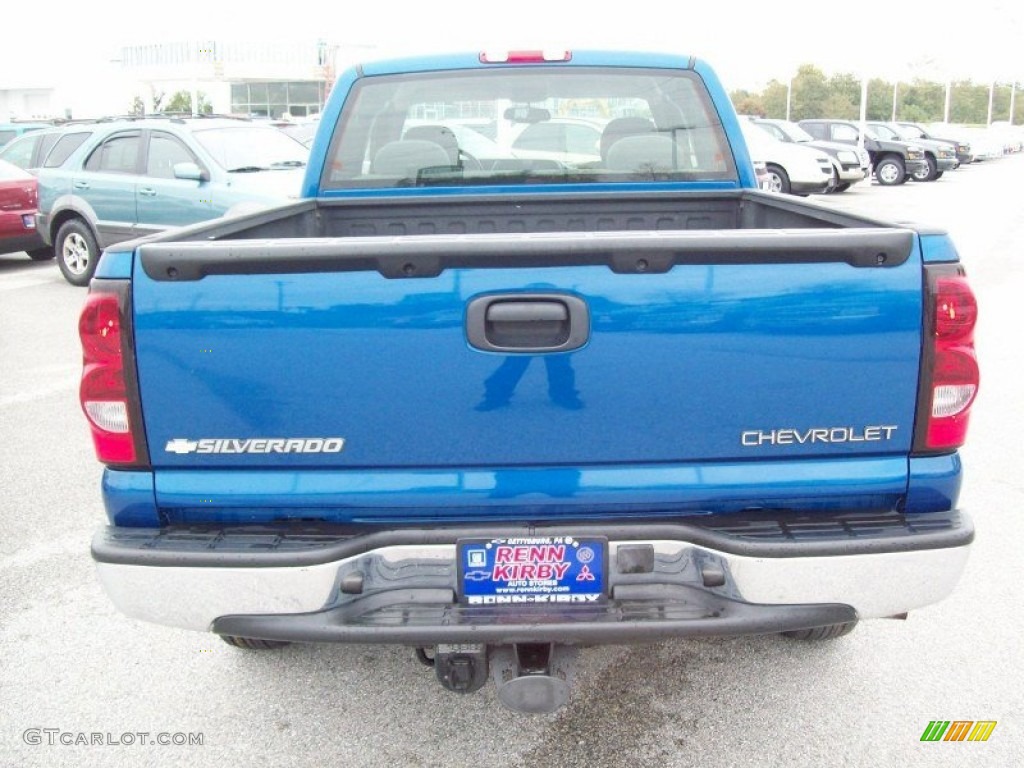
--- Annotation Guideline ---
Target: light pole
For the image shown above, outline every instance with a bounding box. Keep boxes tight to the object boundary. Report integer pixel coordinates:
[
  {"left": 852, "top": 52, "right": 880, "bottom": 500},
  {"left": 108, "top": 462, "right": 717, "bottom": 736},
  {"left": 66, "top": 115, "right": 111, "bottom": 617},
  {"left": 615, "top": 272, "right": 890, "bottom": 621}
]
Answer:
[
  {"left": 191, "top": 41, "right": 201, "bottom": 117},
  {"left": 891, "top": 82, "right": 899, "bottom": 121},
  {"left": 858, "top": 75, "right": 868, "bottom": 152}
]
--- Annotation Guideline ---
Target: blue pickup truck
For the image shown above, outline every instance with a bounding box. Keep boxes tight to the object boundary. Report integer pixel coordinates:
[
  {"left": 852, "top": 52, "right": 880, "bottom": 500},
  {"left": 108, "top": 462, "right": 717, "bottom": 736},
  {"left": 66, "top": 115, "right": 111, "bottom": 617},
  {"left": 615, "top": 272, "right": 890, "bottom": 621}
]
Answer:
[{"left": 83, "top": 51, "right": 979, "bottom": 714}]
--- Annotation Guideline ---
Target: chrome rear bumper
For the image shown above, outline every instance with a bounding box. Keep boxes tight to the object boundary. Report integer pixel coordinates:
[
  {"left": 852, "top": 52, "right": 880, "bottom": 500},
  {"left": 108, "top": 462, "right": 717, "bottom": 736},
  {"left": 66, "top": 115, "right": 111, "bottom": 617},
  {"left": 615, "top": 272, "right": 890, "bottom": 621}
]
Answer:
[{"left": 92, "top": 511, "right": 972, "bottom": 643}]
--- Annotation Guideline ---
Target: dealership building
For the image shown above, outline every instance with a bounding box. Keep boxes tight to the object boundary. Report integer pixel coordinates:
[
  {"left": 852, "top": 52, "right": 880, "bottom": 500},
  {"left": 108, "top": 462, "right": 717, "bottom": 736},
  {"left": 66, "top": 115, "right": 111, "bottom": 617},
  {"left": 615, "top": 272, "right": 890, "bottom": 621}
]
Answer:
[{"left": 0, "top": 40, "right": 374, "bottom": 121}]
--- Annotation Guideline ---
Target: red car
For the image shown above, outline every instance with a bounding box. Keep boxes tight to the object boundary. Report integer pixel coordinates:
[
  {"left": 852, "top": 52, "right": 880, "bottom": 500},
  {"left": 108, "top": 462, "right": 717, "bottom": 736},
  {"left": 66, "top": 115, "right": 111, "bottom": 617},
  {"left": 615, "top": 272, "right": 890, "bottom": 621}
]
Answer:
[{"left": 0, "top": 158, "right": 49, "bottom": 260}]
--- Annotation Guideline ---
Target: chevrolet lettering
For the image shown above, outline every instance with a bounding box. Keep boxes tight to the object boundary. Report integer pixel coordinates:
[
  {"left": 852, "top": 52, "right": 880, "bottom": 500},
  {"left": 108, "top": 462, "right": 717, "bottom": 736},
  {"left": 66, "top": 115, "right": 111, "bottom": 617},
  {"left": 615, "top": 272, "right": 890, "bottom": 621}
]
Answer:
[{"left": 741, "top": 426, "right": 899, "bottom": 447}]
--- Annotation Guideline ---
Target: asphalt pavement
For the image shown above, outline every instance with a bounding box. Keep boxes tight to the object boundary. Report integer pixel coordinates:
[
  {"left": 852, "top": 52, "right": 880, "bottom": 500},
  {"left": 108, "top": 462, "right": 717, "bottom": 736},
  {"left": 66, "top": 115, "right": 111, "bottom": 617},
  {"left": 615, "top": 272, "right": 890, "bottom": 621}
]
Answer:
[{"left": 1, "top": 157, "right": 1021, "bottom": 767}]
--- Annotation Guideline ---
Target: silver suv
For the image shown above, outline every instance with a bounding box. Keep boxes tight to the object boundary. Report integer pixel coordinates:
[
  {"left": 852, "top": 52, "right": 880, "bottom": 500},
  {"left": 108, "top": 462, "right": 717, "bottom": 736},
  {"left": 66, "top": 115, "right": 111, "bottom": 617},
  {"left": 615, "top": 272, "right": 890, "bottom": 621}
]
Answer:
[{"left": 35, "top": 116, "right": 307, "bottom": 285}]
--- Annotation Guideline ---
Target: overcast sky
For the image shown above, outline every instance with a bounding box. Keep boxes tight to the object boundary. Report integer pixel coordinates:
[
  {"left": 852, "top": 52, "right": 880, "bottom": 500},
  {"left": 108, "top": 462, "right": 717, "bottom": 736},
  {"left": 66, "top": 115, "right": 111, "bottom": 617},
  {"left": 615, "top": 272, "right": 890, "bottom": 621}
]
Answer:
[{"left": 3, "top": 0, "right": 1022, "bottom": 91}]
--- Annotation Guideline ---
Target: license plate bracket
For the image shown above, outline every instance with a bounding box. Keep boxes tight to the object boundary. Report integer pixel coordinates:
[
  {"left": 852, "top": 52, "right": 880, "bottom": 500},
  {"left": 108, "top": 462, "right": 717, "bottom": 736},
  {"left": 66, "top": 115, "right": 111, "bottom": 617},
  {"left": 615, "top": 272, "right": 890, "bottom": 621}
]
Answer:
[{"left": 457, "top": 536, "right": 607, "bottom": 605}]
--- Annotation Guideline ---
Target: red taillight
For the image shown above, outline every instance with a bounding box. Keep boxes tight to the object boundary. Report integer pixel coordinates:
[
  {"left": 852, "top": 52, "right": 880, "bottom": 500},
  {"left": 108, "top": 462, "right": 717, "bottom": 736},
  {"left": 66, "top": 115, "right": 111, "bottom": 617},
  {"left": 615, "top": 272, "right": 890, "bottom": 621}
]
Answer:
[
  {"left": 80, "top": 292, "right": 122, "bottom": 359},
  {"left": 79, "top": 283, "right": 147, "bottom": 465},
  {"left": 934, "top": 277, "right": 977, "bottom": 340},
  {"left": 915, "top": 268, "right": 979, "bottom": 452},
  {"left": 479, "top": 50, "right": 572, "bottom": 64}
]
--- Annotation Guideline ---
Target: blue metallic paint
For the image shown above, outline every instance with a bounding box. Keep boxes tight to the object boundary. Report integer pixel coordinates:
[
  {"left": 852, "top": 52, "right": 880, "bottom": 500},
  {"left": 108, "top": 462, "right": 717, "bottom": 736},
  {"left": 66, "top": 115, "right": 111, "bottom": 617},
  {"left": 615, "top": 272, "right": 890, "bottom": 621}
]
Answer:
[
  {"left": 103, "top": 469, "right": 159, "bottom": 527},
  {"left": 906, "top": 454, "right": 963, "bottom": 513},
  {"left": 103, "top": 455, "right": 905, "bottom": 526},
  {"left": 102, "top": 452, "right": 962, "bottom": 526},
  {"left": 94, "top": 249, "right": 134, "bottom": 279},
  {"left": 918, "top": 233, "right": 961, "bottom": 264},
  {"left": 131, "top": 252, "right": 924, "bottom": 472}
]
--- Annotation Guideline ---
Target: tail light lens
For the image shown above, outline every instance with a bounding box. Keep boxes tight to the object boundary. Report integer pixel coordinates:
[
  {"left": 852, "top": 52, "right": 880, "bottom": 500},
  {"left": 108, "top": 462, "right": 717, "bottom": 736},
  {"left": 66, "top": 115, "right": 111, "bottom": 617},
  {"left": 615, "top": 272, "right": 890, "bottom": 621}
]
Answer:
[
  {"left": 79, "top": 281, "right": 149, "bottom": 466},
  {"left": 914, "top": 266, "right": 979, "bottom": 452},
  {"left": 934, "top": 277, "right": 978, "bottom": 339}
]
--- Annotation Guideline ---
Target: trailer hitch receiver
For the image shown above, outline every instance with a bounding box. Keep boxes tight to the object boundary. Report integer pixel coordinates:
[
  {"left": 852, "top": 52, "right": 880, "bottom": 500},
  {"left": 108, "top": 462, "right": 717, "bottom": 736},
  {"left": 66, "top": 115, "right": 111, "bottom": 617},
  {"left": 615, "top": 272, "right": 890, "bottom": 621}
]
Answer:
[{"left": 491, "top": 643, "right": 578, "bottom": 714}]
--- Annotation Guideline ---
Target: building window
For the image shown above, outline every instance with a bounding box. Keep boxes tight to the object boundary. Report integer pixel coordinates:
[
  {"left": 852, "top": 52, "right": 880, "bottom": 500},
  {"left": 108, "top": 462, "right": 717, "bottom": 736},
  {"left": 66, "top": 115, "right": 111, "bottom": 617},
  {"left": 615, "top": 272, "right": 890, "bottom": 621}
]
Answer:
[{"left": 228, "top": 81, "right": 325, "bottom": 119}]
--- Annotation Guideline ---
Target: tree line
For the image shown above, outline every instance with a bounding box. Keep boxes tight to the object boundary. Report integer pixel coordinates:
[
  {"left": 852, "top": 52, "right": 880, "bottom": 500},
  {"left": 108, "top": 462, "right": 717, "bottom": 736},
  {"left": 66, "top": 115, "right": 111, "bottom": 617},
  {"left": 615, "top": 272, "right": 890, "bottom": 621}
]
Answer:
[
  {"left": 731, "top": 65, "right": 1023, "bottom": 125},
  {"left": 129, "top": 90, "right": 213, "bottom": 116}
]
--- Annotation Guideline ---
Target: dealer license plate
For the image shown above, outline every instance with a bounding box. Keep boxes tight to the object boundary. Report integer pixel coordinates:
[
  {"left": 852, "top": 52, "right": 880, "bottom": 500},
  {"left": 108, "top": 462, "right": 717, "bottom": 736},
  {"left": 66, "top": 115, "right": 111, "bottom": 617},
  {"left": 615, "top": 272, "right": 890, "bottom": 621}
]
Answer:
[{"left": 457, "top": 536, "right": 607, "bottom": 605}]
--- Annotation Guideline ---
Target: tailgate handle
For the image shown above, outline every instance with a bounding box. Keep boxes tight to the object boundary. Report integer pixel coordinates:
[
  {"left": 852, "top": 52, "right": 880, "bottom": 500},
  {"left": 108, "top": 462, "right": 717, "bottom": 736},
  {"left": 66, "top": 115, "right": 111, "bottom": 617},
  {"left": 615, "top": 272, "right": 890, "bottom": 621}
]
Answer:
[
  {"left": 467, "top": 294, "right": 589, "bottom": 352},
  {"left": 487, "top": 301, "right": 567, "bottom": 324}
]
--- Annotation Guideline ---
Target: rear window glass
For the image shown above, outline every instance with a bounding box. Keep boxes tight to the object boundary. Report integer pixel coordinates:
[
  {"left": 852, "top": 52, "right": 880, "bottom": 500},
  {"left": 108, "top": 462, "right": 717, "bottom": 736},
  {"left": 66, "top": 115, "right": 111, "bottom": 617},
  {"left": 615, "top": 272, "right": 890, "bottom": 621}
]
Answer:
[
  {"left": 44, "top": 132, "right": 91, "bottom": 168},
  {"left": 321, "top": 67, "right": 736, "bottom": 190},
  {"left": 0, "top": 134, "right": 39, "bottom": 168},
  {"left": 84, "top": 133, "right": 141, "bottom": 173}
]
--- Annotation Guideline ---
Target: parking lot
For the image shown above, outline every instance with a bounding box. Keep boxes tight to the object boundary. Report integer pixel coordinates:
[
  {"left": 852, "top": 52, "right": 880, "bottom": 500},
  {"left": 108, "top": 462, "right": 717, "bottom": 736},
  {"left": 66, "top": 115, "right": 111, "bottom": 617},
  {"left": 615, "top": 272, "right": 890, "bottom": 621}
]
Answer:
[{"left": 1, "top": 157, "right": 1021, "bottom": 767}]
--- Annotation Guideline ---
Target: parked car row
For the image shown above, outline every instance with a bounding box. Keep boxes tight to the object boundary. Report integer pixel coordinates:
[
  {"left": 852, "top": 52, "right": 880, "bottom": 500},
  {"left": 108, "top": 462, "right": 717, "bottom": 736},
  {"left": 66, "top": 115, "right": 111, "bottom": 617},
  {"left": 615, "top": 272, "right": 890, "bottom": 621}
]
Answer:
[
  {"left": 0, "top": 115, "right": 307, "bottom": 284},
  {"left": 743, "top": 114, "right": 1022, "bottom": 196},
  {"left": 2, "top": 108, "right": 1019, "bottom": 281},
  {"left": 747, "top": 118, "right": 871, "bottom": 193},
  {"left": 794, "top": 119, "right": 927, "bottom": 186},
  {"left": 739, "top": 120, "right": 837, "bottom": 194}
]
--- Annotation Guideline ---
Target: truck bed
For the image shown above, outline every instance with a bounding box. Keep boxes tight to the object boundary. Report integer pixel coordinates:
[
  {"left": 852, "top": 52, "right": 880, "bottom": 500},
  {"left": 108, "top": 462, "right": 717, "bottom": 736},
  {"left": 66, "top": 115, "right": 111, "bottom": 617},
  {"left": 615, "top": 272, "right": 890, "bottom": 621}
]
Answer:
[{"left": 149, "top": 189, "right": 911, "bottom": 279}]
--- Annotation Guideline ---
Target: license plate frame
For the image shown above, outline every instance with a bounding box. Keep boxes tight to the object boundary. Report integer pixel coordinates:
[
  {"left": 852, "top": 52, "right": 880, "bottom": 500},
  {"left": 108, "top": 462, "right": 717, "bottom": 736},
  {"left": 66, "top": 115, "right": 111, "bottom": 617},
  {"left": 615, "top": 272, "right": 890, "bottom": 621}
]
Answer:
[{"left": 457, "top": 536, "right": 607, "bottom": 605}]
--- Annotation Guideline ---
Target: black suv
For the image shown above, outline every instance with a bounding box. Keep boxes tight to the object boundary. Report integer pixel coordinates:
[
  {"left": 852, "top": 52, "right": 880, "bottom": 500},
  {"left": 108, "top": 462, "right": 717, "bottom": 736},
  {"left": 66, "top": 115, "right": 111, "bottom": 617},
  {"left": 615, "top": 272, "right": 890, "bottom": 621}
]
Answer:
[
  {"left": 869, "top": 122, "right": 957, "bottom": 181},
  {"left": 798, "top": 119, "right": 927, "bottom": 186}
]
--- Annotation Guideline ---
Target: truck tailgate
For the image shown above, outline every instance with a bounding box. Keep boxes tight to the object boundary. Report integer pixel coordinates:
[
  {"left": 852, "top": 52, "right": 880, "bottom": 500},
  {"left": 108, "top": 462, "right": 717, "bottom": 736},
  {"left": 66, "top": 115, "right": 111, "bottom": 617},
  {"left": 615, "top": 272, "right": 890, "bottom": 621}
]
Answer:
[{"left": 132, "top": 229, "right": 922, "bottom": 483}]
